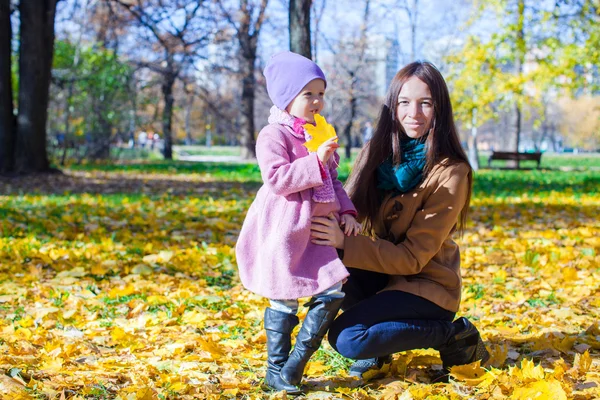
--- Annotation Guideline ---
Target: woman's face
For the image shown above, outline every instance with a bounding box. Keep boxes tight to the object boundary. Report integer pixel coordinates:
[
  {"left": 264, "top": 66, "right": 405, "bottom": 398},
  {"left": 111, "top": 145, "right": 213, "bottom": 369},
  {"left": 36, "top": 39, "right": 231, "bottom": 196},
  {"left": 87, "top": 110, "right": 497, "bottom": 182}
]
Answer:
[{"left": 396, "top": 76, "right": 434, "bottom": 139}]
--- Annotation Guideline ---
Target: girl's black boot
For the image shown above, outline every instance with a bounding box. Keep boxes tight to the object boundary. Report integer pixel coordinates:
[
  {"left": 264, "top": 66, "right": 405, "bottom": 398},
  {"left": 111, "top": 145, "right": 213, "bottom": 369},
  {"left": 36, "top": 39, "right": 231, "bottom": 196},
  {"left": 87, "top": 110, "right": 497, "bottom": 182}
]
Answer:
[
  {"left": 280, "top": 297, "right": 344, "bottom": 386},
  {"left": 263, "top": 307, "right": 302, "bottom": 394}
]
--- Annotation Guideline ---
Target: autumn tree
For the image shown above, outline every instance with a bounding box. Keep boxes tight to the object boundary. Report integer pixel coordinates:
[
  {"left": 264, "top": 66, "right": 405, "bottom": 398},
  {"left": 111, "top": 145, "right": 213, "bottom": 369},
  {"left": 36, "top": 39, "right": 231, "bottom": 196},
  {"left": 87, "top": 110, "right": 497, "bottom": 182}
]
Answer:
[
  {"left": 50, "top": 41, "right": 134, "bottom": 162},
  {"left": 558, "top": 96, "right": 600, "bottom": 151},
  {"left": 322, "top": 0, "right": 372, "bottom": 159},
  {"left": 109, "top": 0, "right": 214, "bottom": 159},
  {"left": 447, "top": 0, "right": 599, "bottom": 167},
  {"left": 218, "top": 0, "right": 269, "bottom": 159}
]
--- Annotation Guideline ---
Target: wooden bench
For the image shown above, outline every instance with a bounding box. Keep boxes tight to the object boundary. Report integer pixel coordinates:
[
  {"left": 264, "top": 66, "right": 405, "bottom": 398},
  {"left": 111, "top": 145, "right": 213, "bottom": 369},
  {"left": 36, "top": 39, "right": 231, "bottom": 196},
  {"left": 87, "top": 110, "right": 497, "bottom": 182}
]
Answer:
[{"left": 487, "top": 151, "right": 542, "bottom": 169}]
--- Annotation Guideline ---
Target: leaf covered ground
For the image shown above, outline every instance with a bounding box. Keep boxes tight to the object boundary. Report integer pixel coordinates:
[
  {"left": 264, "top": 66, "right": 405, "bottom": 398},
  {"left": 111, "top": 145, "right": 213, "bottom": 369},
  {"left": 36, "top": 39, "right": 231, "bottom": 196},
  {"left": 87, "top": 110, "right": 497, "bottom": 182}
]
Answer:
[{"left": 0, "top": 163, "right": 599, "bottom": 399}]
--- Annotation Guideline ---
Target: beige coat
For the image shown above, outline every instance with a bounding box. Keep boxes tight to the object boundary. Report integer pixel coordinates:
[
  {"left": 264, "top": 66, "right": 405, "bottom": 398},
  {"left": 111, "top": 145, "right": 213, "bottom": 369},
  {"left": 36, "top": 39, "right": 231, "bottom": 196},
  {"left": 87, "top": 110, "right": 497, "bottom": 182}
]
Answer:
[{"left": 342, "top": 160, "right": 470, "bottom": 312}]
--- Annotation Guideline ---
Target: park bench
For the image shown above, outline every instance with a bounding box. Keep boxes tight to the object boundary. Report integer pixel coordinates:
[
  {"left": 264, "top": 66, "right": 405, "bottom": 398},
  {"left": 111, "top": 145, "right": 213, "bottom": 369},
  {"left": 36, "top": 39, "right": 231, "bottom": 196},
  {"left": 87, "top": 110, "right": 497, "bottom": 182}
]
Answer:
[{"left": 487, "top": 151, "right": 542, "bottom": 169}]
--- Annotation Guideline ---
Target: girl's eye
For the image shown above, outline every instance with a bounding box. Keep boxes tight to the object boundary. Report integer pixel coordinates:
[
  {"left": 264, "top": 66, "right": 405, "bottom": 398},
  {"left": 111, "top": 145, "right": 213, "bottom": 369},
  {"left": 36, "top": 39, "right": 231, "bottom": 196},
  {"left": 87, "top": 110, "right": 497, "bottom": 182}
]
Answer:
[
  {"left": 304, "top": 92, "right": 312, "bottom": 97},
  {"left": 398, "top": 100, "right": 409, "bottom": 105},
  {"left": 422, "top": 101, "right": 432, "bottom": 106}
]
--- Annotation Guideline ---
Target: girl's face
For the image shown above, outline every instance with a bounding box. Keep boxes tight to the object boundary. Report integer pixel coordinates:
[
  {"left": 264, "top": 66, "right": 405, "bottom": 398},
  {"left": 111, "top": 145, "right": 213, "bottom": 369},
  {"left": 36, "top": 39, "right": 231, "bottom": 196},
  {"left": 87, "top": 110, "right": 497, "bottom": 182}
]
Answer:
[
  {"left": 286, "top": 79, "right": 326, "bottom": 123},
  {"left": 396, "top": 76, "right": 434, "bottom": 139}
]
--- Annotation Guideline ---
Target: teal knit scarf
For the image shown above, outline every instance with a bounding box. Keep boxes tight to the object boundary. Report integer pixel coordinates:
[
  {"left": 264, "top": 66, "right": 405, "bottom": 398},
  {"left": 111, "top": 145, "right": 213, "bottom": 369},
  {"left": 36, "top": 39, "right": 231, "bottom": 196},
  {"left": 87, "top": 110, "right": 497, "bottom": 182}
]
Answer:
[{"left": 377, "top": 138, "right": 427, "bottom": 193}]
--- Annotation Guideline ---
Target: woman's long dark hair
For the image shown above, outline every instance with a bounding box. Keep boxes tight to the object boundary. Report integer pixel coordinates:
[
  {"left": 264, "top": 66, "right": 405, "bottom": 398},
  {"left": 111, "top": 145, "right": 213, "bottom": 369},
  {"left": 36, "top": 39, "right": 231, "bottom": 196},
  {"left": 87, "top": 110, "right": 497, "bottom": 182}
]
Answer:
[{"left": 346, "top": 61, "right": 472, "bottom": 235}]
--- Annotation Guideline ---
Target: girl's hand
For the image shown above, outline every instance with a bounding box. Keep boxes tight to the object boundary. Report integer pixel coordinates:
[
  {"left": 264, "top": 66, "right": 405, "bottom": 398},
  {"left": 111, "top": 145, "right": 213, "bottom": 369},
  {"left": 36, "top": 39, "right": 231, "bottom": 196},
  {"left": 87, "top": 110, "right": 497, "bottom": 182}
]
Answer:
[
  {"left": 340, "top": 214, "right": 361, "bottom": 236},
  {"left": 317, "top": 137, "right": 339, "bottom": 164},
  {"left": 311, "top": 213, "right": 345, "bottom": 249}
]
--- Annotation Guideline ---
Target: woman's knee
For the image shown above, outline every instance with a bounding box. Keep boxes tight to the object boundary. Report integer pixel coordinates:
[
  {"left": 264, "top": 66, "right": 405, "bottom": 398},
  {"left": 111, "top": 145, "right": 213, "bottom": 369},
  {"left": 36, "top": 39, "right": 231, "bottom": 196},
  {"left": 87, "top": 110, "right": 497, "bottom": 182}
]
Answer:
[{"left": 328, "top": 324, "right": 371, "bottom": 359}]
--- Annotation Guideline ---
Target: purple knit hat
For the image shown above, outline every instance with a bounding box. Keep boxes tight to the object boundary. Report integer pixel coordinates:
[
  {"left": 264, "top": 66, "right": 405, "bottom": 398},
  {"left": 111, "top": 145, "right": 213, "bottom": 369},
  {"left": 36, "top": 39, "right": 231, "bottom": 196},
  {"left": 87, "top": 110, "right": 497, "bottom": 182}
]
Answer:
[{"left": 264, "top": 51, "right": 327, "bottom": 110}]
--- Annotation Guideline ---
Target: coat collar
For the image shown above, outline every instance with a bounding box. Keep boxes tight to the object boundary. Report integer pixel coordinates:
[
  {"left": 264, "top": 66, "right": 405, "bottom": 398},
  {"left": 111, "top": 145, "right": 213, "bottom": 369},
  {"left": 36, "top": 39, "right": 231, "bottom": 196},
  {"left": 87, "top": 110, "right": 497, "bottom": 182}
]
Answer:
[{"left": 268, "top": 106, "right": 310, "bottom": 140}]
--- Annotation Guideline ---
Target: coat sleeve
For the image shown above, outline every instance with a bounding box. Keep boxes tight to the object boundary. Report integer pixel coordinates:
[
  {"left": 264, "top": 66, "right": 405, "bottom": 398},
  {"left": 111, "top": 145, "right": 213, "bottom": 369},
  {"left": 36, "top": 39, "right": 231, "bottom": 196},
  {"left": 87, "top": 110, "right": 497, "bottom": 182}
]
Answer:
[
  {"left": 329, "top": 152, "right": 356, "bottom": 214},
  {"left": 342, "top": 163, "right": 470, "bottom": 275},
  {"left": 256, "top": 126, "right": 324, "bottom": 197}
]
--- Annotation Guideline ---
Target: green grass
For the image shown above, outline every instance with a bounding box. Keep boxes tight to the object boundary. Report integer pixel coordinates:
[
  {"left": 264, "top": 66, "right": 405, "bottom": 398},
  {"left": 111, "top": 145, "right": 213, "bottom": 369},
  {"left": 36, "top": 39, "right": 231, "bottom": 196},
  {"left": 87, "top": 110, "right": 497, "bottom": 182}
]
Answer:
[
  {"left": 479, "top": 152, "right": 600, "bottom": 169},
  {"left": 173, "top": 145, "right": 241, "bottom": 157},
  {"left": 62, "top": 156, "right": 600, "bottom": 197},
  {"left": 67, "top": 160, "right": 262, "bottom": 181},
  {"left": 473, "top": 169, "right": 600, "bottom": 196}
]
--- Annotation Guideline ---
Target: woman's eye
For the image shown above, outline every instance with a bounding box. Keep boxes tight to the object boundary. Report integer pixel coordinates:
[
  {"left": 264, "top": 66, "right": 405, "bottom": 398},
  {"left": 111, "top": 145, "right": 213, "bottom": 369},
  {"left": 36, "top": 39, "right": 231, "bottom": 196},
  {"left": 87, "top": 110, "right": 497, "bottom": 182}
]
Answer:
[
  {"left": 422, "top": 102, "right": 432, "bottom": 106},
  {"left": 398, "top": 100, "right": 409, "bottom": 105}
]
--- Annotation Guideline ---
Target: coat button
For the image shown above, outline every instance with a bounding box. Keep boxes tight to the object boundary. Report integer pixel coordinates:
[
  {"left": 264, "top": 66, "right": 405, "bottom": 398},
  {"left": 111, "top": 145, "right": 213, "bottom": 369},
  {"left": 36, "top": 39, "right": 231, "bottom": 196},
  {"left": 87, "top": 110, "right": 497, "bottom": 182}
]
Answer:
[{"left": 393, "top": 201, "right": 403, "bottom": 212}]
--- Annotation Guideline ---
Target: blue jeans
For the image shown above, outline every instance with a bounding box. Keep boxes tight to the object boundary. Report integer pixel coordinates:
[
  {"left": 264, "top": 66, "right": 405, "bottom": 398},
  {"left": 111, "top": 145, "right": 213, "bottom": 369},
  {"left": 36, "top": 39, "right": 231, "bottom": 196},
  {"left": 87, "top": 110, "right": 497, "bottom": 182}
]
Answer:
[{"left": 328, "top": 268, "right": 456, "bottom": 360}]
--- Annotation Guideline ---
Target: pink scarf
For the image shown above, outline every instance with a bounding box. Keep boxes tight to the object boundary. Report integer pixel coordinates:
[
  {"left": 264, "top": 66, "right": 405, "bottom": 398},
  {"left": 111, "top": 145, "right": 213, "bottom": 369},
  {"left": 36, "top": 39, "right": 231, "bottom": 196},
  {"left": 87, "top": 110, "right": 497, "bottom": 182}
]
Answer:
[{"left": 268, "top": 106, "right": 335, "bottom": 203}]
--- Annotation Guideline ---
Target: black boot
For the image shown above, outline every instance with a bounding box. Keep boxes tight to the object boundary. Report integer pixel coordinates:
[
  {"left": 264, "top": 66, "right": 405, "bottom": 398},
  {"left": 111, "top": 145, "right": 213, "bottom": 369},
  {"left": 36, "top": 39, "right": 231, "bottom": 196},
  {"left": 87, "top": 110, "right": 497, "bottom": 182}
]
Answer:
[
  {"left": 437, "top": 317, "right": 489, "bottom": 381},
  {"left": 280, "top": 296, "right": 344, "bottom": 386},
  {"left": 263, "top": 307, "right": 302, "bottom": 394}
]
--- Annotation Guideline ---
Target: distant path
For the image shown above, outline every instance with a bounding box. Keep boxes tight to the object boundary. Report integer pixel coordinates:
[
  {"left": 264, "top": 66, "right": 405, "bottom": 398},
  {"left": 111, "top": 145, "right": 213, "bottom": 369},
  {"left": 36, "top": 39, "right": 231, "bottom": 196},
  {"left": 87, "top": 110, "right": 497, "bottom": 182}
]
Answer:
[{"left": 177, "top": 154, "right": 256, "bottom": 163}]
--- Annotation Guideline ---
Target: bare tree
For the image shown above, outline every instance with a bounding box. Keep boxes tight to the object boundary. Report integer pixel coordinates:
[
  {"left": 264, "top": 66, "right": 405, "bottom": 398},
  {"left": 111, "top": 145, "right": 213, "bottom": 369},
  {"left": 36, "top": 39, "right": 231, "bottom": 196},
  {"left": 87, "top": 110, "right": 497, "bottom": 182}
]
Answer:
[
  {"left": 110, "top": 0, "right": 213, "bottom": 159},
  {"left": 328, "top": 0, "right": 371, "bottom": 159},
  {"left": 396, "top": 0, "right": 419, "bottom": 62},
  {"left": 311, "top": 0, "right": 326, "bottom": 63},
  {"left": 0, "top": 0, "right": 14, "bottom": 173},
  {"left": 219, "top": 0, "right": 269, "bottom": 159},
  {"left": 289, "top": 0, "right": 311, "bottom": 58}
]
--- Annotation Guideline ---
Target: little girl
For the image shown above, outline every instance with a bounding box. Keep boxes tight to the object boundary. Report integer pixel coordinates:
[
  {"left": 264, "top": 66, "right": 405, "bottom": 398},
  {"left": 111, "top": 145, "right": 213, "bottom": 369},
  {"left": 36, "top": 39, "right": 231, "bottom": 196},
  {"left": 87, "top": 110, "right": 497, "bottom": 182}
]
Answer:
[{"left": 236, "top": 51, "right": 361, "bottom": 393}]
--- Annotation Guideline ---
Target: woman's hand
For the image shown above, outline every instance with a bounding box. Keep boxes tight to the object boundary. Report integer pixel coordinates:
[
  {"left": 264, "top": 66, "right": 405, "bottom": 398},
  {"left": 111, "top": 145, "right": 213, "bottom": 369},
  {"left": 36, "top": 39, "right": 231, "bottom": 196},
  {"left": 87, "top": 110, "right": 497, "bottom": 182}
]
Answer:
[
  {"left": 311, "top": 213, "right": 346, "bottom": 249},
  {"left": 340, "top": 214, "right": 361, "bottom": 236}
]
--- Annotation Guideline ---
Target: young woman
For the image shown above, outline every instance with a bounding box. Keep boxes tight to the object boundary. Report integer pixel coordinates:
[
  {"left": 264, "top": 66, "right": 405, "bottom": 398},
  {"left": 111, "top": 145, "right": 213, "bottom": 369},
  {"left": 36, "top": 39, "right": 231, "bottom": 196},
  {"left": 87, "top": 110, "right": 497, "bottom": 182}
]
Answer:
[{"left": 310, "top": 61, "right": 489, "bottom": 381}]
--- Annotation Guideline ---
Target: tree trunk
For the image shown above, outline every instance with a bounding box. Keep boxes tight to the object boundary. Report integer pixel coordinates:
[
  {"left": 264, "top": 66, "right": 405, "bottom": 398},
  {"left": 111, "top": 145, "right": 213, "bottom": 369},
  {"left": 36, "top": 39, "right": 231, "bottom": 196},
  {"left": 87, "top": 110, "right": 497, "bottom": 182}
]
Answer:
[
  {"left": 343, "top": 75, "right": 357, "bottom": 159},
  {"left": 240, "top": 54, "right": 256, "bottom": 159},
  {"left": 0, "top": 0, "right": 15, "bottom": 173},
  {"left": 468, "top": 107, "right": 480, "bottom": 170},
  {"left": 15, "top": 0, "right": 58, "bottom": 173},
  {"left": 513, "top": 103, "right": 522, "bottom": 168},
  {"left": 185, "top": 92, "right": 194, "bottom": 145},
  {"left": 289, "top": 0, "right": 312, "bottom": 58},
  {"left": 513, "top": 0, "right": 525, "bottom": 169},
  {"left": 161, "top": 69, "right": 176, "bottom": 159}
]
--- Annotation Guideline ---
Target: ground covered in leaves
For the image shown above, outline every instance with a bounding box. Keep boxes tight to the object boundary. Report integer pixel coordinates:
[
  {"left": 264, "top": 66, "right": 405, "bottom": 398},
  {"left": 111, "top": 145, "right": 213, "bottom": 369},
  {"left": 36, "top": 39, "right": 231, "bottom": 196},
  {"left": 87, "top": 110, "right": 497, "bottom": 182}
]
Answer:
[{"left": 0, "top": 163, "right": 599, "bottom": 399}]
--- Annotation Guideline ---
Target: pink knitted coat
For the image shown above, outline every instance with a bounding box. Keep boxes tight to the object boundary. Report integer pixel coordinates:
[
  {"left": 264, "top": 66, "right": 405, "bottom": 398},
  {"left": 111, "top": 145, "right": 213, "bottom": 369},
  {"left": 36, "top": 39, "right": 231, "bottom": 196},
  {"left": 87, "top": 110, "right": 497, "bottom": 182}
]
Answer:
[{"left": 235, "top": 121, "right": 354, "bottom": 300}]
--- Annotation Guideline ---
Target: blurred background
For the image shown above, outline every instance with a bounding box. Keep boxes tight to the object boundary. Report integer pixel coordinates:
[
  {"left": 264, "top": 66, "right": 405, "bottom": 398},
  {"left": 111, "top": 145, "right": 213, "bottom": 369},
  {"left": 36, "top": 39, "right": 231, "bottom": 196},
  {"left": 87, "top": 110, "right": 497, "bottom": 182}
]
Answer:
[{"left": 1, "top": 0, "right": 598, "bottom": 172}]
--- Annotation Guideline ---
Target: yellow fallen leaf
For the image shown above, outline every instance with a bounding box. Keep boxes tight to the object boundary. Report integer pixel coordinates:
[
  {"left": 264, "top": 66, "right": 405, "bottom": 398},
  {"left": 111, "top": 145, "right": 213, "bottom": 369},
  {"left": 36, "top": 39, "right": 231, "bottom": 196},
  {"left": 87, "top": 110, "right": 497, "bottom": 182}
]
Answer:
[
  {"left": 0, "top": 375, "right": 29, "bottom": 399},
  {"left": 39, "top": 357, "right": 64, "bottom": 373},
  {"left": 562, "top": 266, "right": 578, "bottom": 281},
  {"left": 197, "top": 338, "right": 224, "bottom": 357},
  {"left": 450, "top": 360, "right": 487, "bottom": 385},
  {"left": 109, "top": 285, "right": 136, "bottom": 298},
  {"left": 136, "top": 387, "right": 158, "bottom": 400},
  {"left": 303, "top": 114, "right": 337, "bottom": 152},
  {"left": 574, "top": 350, "right": 593, "bottom": 373},
  {"left": 0, "top": 294, "right": 17, "bottom": 302},
  {"left": 15, "top": 327, "right": 32, "bottom": 340},
  {"left": 304, "top": 361, "right": 329, "bottom": 375},
  {"left": 511, "top": 379, "right": 567, "bottom": 400},
  {"left": 223, "top": 388, "right": 239, "bottom": 396}
]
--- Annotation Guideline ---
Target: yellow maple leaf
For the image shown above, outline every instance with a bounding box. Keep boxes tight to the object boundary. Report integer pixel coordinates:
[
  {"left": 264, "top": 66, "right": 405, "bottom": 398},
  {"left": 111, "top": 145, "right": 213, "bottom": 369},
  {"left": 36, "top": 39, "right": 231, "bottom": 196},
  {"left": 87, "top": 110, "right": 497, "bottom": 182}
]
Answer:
[
  {"left": 303, "top": 114, "right": 337, "bottom": 152},
  {"left": 449, "top": 360, "right": 487, "bottom": 386},
  {"left": 574, "top": 350, "right": 593, "bottom": 373}
]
